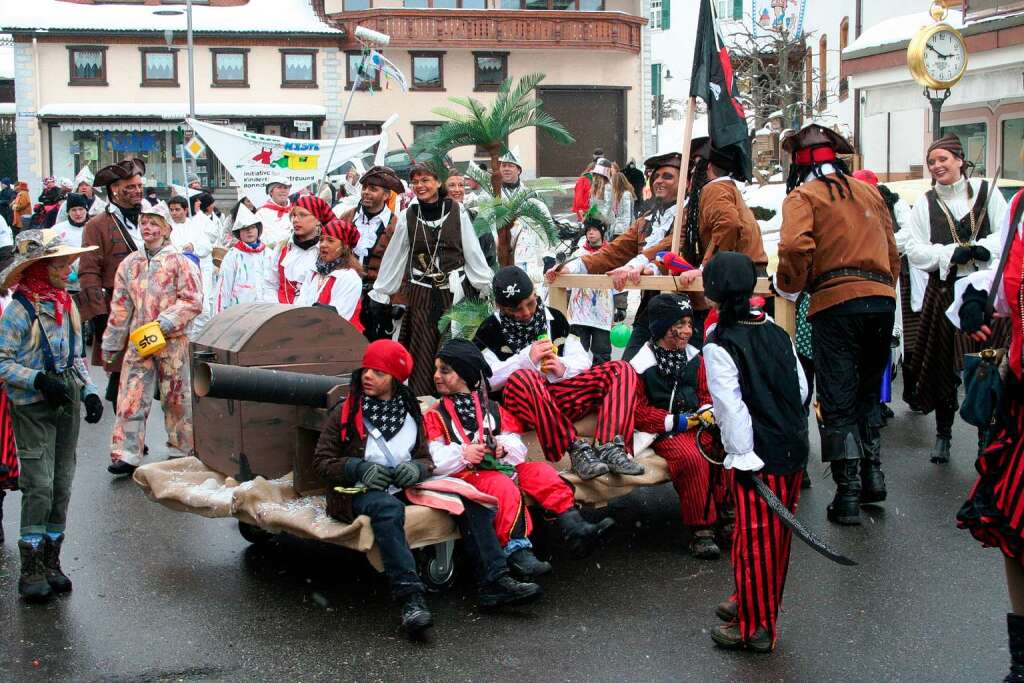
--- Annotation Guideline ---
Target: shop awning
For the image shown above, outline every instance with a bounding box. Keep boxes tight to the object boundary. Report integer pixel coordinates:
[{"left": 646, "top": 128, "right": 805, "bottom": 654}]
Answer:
[
  {"left": 58, "top": 121, "right": 184, "bottom": 132},
  {"left": 39, "top": 103, "right": 328, "bottom": 121}
]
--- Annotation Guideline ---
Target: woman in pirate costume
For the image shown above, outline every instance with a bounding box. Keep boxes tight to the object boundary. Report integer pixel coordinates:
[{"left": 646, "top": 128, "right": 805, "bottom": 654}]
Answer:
[
  {"left": 425, "top": 339, "right": 614, "bottom": 578},
  {"left": 703, "top": 251, "right": 809, "bottom": 653},
  {"left": 294, "top": 218, "right": 364, "bottom": 331},
  {"left": 312, "top": 340, "right": 541, "bottom": 638},
  {"left": 629, "top": 293, "right": 724, "bottom": 559},
  {"left": 949, "top": 187, "right": 1024, "bottom": 682},
  {"left": 368, "top": 162, "right": 493, "bottom": 396},
  {"left": 905, "top": 134, "right": 1009, "bottom": 464}
]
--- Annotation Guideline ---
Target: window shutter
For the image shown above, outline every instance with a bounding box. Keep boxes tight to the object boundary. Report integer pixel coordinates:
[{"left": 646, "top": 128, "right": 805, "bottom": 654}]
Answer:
[
  {"left": 661, "top": 0, "right": 670, "bottom": 30},
  {"left": 651, "top": 64, "right": 662, "bottom": 97},
  {"left": 732, "top": 0, "right": 742, "bottom": 20}
]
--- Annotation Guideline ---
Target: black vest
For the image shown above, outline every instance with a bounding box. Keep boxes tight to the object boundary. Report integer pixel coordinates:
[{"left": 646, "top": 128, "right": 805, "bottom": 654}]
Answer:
[
  {"left": 707, "top": 319, "right": 808, "bottom": 475},
  {"left": 434, "top": 396, "right": 503, "bottom": 445},
  {"left": 926, "top": 180, "right": 991, "bottom": 246},
  {"left": 635, "top": 344, "right": 701, "bottom": 414},
  {"left": 406, "top": 198, "right": 466, "bottom": 276},
  {"left": 474, "top": 307, "right": 573, "bottom": 362}
]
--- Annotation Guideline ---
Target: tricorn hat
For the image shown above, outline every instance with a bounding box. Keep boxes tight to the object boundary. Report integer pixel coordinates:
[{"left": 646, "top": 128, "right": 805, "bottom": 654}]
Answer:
[
  {"left": 1, "top": 229, "right": 98, "bottom": 289},
  {"left": 360, "top": 165, "right": 405, "bottom": 195},
  {"left": 643, "top": 151, "right": 682, "bottom": 172},
  {"left": 94, "top": 159, "right": 147, "bottom": 188},
  {"left": 781, "top": 123, "right": 854, "bottom": 156}
]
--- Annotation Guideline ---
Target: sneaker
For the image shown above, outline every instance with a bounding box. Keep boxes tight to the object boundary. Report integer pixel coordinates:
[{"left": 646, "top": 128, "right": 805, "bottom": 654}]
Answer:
[
  {"left": 478, "top": 575, "right": 543, "bottom": 609},
  {"left": 507, "top": 548, "right": 552, "bottom": 579},
  {"left": 107, "top": 461, "right": 138, "bottom": 476},
  {"left": 568, "top": 440, "right": 609, "bottom": 480},
  {"left": 689, "top": 529, "right": 721, "bottom": 560},
  {"left": 594, "top": 436, "right": 644, "bottom": 476},
  {"left": 710, "top": 623, "right": 774, "bottom": 653},
  {"left": 400, "top": 593, "right": 433, "bottom": 636},
  {"left": 715, "top": 598, "right": 738, "bottom": 622}
]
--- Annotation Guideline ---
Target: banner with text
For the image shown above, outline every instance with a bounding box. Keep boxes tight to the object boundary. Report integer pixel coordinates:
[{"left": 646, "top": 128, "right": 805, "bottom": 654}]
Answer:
[{"left": 187, "top": 118, "right": 380, "bottom": 205}]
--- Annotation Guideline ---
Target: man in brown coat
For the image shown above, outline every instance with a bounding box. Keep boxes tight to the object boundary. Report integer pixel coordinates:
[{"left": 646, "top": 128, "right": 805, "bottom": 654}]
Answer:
[
  {"left": 697, "top": 146, "right": 768, "bottom": 270},
  {"left": 77, "top": 159, "right": 146, "bottom": 404},
  {"left": 775, "top": 124, "right": 900, "bottom": 527}
]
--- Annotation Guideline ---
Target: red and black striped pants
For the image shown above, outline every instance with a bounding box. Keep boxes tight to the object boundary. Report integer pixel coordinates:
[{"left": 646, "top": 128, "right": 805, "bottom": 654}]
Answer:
[
  {"left": 730, "top": 470, "right": 802, "bottom": 644},
  {"left": 502, "top": 360, "right": 637, "bottom": 462},
  {"left": 654, "top": 432, "right": 717, "bottom": 527}
]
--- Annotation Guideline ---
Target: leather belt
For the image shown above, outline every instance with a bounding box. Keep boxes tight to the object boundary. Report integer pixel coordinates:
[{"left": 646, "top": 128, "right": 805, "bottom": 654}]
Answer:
[{"left": 811, "top": 267, "right": 894, "bottom": 291}]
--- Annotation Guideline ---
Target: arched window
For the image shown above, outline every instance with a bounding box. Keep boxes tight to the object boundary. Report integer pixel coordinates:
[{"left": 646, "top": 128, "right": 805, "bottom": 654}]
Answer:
[
  {"left": 839, "top": 17, "right": 849, "bottom": 101},
  {"left": 818, "top": 34, "right": 827, "bottom": 111}
]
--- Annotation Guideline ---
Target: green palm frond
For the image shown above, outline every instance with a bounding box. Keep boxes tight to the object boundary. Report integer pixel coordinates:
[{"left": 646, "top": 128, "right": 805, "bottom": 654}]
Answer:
[
  {"left": 438, "top": 297, "right": 494, "bottom": 340},
  {"left": 514, "top": 200, "right": 558, "bottom": 246},
  {"left": 465, "top": 162, "right": 494, "bottom": 196},
  {"left": 471, "top": 189, "right": 557, "bottom": 245},
  {"left": 523, "top": 177, "right": 564, "bottom": 195}
]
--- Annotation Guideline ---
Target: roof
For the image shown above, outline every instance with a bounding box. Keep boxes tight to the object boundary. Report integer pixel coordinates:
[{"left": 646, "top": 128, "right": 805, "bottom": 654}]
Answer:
[
  {"left": 0, "top": 36, "right": 12, "bottom": 80},
  {"left": 844, "top": 8, "right": 1024, "bottom": 59},
  {"left": 0, "top": 0, "right": 342, "bottom": 35},
  {"left": 38, "top": 103, "right": 328, "bottom": 119}
]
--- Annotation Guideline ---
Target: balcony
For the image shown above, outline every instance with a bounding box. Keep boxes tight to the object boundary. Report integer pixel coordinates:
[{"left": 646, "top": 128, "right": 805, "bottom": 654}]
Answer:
[{"left": 328, "top": 9, "right": 645, "bottom": 53}]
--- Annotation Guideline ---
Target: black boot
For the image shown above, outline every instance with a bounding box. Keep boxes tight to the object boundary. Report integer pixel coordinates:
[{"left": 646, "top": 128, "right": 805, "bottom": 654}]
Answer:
[
  {"left": 930, "top": 436, "right": 952, "bottom": 464},
  {"left": 18, "top": 539, "right": 53, "bottom": 602},
  {"left": 557, "top": 508, "right": 615, "bottom": 557},
  {"left": 107, "top": 460, "right": 137, "bottom": 476},
  {"left": 478, "top": 574, "right": 542, "bottom": 609},
  {"left": 827, "top": 460, "right": 862, "bottom": 525},
  {"left": 400, "top": 593, "right": 433, "bottom": 637},
  {"left": 43, "top": 533, "right": 72, "bottom": 593},
  {"left": 1007, "top": 613, "right": 1024, "bottom": 682},
  {"left": 801, "top": 466, "right": 812, "bottom": 489},
  {"left": 860, "top": 438, "right": 887, "bottom": 505},
  {"left": 567, "top": 440, "right": 609, "bottom": 480},
  {"left": 980, "top": 427, "right": 993, "bottom": 457},
  {"left": 507, "top": 547, "right": 552, "bottom": 578}
]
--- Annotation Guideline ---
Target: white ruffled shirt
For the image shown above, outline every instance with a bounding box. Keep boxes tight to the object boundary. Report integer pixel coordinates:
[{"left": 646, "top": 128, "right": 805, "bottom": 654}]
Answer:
[{"left": 295, "top": 267, "right": 363, "bottom": 321}]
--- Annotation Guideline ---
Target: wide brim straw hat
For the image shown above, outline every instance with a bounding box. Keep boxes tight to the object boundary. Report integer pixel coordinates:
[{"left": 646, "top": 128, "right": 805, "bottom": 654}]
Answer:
[{"left": 1, "top": 228, "right": 97, "bottom": 289}]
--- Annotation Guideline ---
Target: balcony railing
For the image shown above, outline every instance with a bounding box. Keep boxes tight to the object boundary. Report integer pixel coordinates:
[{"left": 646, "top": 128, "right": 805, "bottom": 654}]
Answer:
[{"left": 329, "top": 9, "right": 646, "bottom": 53}]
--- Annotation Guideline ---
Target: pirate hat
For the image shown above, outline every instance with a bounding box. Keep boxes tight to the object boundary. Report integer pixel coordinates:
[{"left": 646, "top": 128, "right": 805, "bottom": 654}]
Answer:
[
  {"left": 94, "top": 159, "right": 146, "bottom": 188},
  {"left": 360, "top": 165, "right": 405, "bottom": 195},
  {"left": 643, "top": 151, "right": 682, "bottom": 173},
  {"left": 1, "top": 229, "right": 97, "bottom": 289},
  {"left": 493, "top": 266, "right": 533, "bottom": 307},
  {"left": 141, "top": 201, "right": 172, "bottom": 226},
  {"left": 781, "top": 122, "right": 854, "bottom": 156}
]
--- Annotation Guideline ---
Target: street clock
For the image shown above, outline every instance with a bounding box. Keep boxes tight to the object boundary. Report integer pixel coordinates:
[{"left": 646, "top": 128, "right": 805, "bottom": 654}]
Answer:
[{"left": 907, "top": 2, "right": 968, "bottom": 89}]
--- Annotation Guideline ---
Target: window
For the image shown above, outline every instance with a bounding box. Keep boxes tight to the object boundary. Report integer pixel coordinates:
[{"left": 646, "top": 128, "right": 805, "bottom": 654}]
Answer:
[
  {"left": 1003, "top": 118, "right": 1024, "bottom": 181},
  {"left": 838, "top": 17, "right": 849, "bottom": 101},
  {"left": 343, "top": 0, "right": 370, "bottom": 9},
  {"left": 411, "top": 52, "right": 444, "bottom": 90},
  {"left": 345, "top": 122, "right": 382, "bottom": 153},
  {"left": 68, "top": 46, "right": 107, "bottom": 86},
  {"left": 473, "top": 52, "right": 507, "bottom": 91},
  {"left": 817, "top": 34, "right": 827, "bottom": 111},
  {"left": 717, "top": 0, "right": 742, "bottom": 20},
  {"left": 413, "top": 122, "right": 443, "bottom": 143},
  {"left": 941, "top": 121, "right": 988, "bottom": 176},
  {"left": 140, "top": 48, "right": 178, "bottom": 87},
  {"left": 650, "top": 0, "right": 668, "bottom": 29},
  {"left": 500, "top": 0, "right": 604, "bottom": 7},
  {"left": 211, "top": 49, "right": 248, "bottom": 87},
  {"left": 652, "top": 64, "right": 663, "bottom": 125},
  {"left": 405, "top": 0, "right": 485, "bottom": 5},
  {"left": 281, "top": 50, "right": 317, "bottom": 88},
  {"left": 346, "top": 51, "right": 380, "bottom": 90}
]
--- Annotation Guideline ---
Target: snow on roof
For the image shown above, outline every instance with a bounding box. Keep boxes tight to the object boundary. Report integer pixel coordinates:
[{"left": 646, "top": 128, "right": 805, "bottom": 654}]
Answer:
[
  {"left": 38, "top": 102, "right": 328, "bottom": 118},
  {"left": 1, "top": 0, "right": 341, "bottom": 35},
  {"left": 845, "top": 10, "right": 963, "bottom": 55},
  {"left": 0, "top": 36, "right": 13, "bottom": 80},
  {"left": 0, "top": 103, "right": 15, "bottom": 115}
]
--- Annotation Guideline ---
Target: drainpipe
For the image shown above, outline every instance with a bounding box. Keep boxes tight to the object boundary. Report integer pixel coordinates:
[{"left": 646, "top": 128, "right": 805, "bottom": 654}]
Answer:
[{"left": 886, "top": 111, "right": 891, "bottom": 180}]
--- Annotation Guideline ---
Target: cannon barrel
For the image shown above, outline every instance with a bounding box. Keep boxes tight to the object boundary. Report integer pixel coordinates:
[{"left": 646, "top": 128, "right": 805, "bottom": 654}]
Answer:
[{"left": 194, "top": 363, "right": 349, "bottom": 408}]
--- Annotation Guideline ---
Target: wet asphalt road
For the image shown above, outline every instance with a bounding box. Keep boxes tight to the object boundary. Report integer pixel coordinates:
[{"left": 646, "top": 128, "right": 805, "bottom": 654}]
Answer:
[{"left": 0, "top": 370, "right": 1014, "bottom": 682}]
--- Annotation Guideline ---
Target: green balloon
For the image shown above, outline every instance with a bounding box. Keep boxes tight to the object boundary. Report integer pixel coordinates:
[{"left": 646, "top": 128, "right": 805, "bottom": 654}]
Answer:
[{"left": 610, "top": 323, "right": 632, "bottom": 349}]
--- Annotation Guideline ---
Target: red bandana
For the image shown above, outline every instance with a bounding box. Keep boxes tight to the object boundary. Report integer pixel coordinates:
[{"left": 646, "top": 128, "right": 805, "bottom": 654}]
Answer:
[
  {"left": 261, "top": 201, "right": 290, "bottom": 219},
  {"left": 233, "top": 240, "right": 266, "bottom": 254},
  {"left": 16, "top": 260, "right": 72, "bottom": 325},
  {"left": 794, "top": 146, "right": 837, "bottom": 166}
]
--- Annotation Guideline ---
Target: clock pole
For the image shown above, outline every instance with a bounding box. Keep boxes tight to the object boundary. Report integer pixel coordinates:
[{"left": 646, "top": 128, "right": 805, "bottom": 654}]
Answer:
[{"left": 925, "top": 88, "right": 952, "bottom": 143}]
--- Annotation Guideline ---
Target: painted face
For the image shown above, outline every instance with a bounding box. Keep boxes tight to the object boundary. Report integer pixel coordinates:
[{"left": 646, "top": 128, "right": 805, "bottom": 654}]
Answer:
[
  {"left": 238, "top": 225, "right": 260, "bottom": 244},
  {"left": 112, "top": 175, "right": 144, "bottom": 207},
  {"left": 168, "top": 203, "right": 188, "bottom": 224},
  {"left": 362, "top": 368, "right": 395, "bottom": 399},
  {"left": 498, "top": 292, "right": 538, "bottom": 323},
  {"left": 499, "top": 162, "right": 521, "bottom": 184},
  {"left": 651, "top": 166, "right": 680, "bottom": 201},
  {"left": 433, "top": 359, "right": 468, "bottom": 396},
  {"left": 140, "top": 214, "right": 169, "bottom": 248},
  {"left": 268, "top": 184, "right": 291, "bottom": 205},
  {"left": 290, "top": 205, "right": 320, "bottom": 239},
  {"left": 68, "top": 206, "right": 88, "bottom": 224},
  {"left": 318, "top": 233, "right": 344, "bottom": 263},
  {"left": 445, "top": 176, "right": 465, "bottom": 202},
  {"left": 47, "top": 256, "right": 75, "bottom": 289},
  {"left": 360, "top": 184, "right": 388, "bottom": 212},
  {"left": 410, "top": 172, "right": 440, "bottom": 203},
  {"left": 927, "top": 148, "right": 964, "bottom": 186},
  {"left": 659, "top": 317, "right": 693, "bottom": 351}
]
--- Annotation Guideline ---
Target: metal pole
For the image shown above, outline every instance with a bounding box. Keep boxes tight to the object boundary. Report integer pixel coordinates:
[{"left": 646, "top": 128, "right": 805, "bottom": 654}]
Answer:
[
  {"left": 187, "top": 0, "right": 195, "bottom": 118},
  {"left": 318, "top": 53, "right": 367, "bottom": 191},
  {"left": 926, "top": 88, "right": 951, "bottom": 143}
]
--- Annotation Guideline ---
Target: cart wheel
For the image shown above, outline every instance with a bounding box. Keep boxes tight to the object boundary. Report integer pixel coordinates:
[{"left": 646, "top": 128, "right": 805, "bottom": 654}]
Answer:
[
  {"left": 418, "top": 539, "right": 455, "bottom": 591},
  {"left": 238, "top": 520, "right": 274, "bottom": 545}
]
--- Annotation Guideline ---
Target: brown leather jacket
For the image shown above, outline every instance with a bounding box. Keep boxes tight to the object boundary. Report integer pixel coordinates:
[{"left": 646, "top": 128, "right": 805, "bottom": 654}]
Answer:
[
  {"left": 698, "top": 179, "right": 768, "bottom": 268},
  {"left": 78, "top": 208, "right": 139, "bottom": 322},
  {"left": 580, "top": 210, "right": 673, "bottom": 274},
  {"left": 312, "top": 398, "right": 433, "bottom": 523}
]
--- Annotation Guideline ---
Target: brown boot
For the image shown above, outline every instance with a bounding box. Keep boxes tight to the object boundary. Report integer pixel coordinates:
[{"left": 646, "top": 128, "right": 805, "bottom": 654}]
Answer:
[
  {"left": 710, "top": 622, "right": 774, "bottom": 653},
  {"left": 715, "top": 598, "right": 737, "bottom": 622},
  {"left": 43, "top": 533, "right": 72, "bottom": 593},
  {"left": 18, "top": 538, "right": 53, "bottom": 602}
]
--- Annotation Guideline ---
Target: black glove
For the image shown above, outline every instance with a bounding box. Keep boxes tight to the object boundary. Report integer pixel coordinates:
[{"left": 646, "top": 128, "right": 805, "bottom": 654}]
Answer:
[
  {"left": 83, "top": 394, "right": 104, "bottom": 424},
  {"left": 958, "top": 283, "right": 989, "bottom": 334},
  {"left": 356, "top": 461, "right": 392, "bottom": 491},
  {"left": 392, "top": 461, "right": 426, "bottom": 488},
  {"left": 34, "top": 373, "right": 70, "bottom": 408},
  {"left": 950, "top": 245, "right": 974, "bottom": 265},
  {"left": 971, "top": 245, "right": 991, "bottom": 263}
]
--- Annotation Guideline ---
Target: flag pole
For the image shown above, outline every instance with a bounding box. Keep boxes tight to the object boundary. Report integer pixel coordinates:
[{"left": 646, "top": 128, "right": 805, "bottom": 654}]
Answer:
[{"left": 669, "top": 97, "right": 696, "bottom": 255}]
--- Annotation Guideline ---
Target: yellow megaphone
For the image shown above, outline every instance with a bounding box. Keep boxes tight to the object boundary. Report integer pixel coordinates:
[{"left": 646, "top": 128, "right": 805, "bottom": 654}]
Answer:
[{"left": 129, "top": 322, "right": 167, "bottom": 359}]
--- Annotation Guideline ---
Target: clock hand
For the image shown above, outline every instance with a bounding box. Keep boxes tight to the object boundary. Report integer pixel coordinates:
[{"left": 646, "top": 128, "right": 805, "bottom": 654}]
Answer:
[{"left": 927, "top": 43, "right": 952, "bottom": 59}]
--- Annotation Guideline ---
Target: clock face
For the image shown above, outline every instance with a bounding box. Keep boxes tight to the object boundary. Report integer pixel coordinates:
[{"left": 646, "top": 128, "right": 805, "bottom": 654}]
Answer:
[{"left": 923, "top": 29, "right": 966, "bottom": 84}]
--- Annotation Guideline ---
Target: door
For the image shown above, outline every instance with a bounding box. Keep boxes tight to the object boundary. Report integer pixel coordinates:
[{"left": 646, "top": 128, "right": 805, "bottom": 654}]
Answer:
[{"left": 536, "top": 87, "right": 626, "bottom": 177}]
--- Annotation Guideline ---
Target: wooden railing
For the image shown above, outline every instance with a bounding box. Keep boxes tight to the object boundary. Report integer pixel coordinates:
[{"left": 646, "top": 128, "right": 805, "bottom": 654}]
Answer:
[{"left": 330, "top": 9, "right": 646, "bottom": 53}]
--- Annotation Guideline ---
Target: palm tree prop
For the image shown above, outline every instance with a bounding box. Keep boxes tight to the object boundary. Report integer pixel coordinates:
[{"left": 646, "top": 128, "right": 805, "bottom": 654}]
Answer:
[
  {"left": 437, "top": 297, "right": 494, "bottom": 341},
  {"left": 413, "top": 73, "right": 574, "bottom": 266}
]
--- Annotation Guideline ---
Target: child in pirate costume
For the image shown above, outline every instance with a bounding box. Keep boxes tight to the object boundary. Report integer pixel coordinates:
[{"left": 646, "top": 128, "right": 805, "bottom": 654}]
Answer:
[
  {"left": 629, "top": 293, "right": 722, "bottom": 560},
  {"left": 368, "top": 162, "right": 493, "bottom": 396},
  {"left": 313, "top": 340, "right": 542, "bottom": 638},
  {"left": 474, "top": 266, "right": 642, "bottom": 480},
  {"left": 215, "top": 204, "right": 276, "bottom": 313},
  {"left": 425, "top": 339, "right": 615, "bottom": 578},
  {"left": 294, "top": 218, "right": 364, "bottom": 330},
  {"left": 0, "top": 229, "right": 104, "bottom": 601},
  {"left": 266, "top": 194, "right": 329, "bottom": 304},
  {"left": 702, "top": 252, "right": 809, "bottom": 653}
]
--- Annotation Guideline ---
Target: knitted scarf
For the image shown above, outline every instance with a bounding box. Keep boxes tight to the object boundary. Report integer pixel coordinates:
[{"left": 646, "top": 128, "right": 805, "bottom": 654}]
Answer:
[{"left": 500, "top": 303, "right": 548, "bottom": 355}]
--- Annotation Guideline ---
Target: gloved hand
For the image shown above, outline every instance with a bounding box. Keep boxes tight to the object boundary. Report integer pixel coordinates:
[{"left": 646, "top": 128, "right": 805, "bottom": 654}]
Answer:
[
  {"left": 971, "top": 245, "right": 991, "bottom": 263},
  {"left": 958, "top": 283, "right": 989, "bottom": 334},
  {"left": 950, "top": 245, "right": 974, "bottom": 265},
  {"left": 356, "top": 461, "right": 392, "bottom": 491},
  {"left": 83, "top": 394, "right": 104, "bottom": 424},
  {"left": 34, "top": 373, "right": 71, "bottom": 408},
  {"left": 392, "top": 461, "right": 425, "bottom": 488},
  {"left": 157, "top": 317, "right": 173, "bottom": 335}
]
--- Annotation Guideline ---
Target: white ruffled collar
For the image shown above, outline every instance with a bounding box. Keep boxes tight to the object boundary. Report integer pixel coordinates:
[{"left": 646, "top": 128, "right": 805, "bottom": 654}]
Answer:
[{"left": 934, "top": 175, "right": 967, "bottom": 200}]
